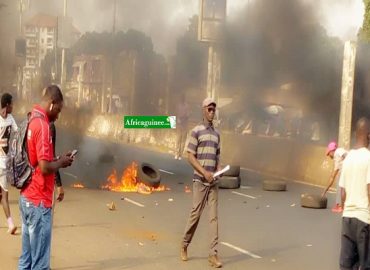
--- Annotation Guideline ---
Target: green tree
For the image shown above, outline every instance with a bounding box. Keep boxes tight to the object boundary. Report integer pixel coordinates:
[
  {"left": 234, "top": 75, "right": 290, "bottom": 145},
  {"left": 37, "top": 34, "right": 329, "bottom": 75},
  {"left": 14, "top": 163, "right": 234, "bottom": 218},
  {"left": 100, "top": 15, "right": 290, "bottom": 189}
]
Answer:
[{"left": 359, "top": 0, "right": 370, "bottom": 42}]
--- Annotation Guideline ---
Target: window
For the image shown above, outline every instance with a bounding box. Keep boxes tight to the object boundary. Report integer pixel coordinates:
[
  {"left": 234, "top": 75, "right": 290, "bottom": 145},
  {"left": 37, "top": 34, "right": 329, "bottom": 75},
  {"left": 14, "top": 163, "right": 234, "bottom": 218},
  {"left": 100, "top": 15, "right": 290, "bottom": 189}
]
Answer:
[{"left": 203, "top": 0, "right": 226, "bottom": 20}]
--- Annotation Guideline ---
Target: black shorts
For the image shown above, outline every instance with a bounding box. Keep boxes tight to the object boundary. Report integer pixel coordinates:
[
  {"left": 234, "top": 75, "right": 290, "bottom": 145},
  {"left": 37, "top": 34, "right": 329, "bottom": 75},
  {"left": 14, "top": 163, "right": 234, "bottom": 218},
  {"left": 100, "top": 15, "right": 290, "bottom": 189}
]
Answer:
[{"left": 340, "top": 217, "right": 370, "bottom": 270}]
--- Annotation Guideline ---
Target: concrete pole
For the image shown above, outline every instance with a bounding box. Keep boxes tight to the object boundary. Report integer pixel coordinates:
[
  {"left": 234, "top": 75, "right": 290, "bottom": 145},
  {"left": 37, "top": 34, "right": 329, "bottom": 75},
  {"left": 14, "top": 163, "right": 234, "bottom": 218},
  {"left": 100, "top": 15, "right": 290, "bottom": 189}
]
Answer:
[
  {"left": 60, "top": 0, "right": 67, "bottom": 88},
  {"left": 77, "top": 63, "right": 83, "bottom": 107},
  {"left": 18, "top": 0, "right": 24, "bottom": 99},
  {"left": 213, "top": 46, "right": 221, "bottom": 104},
  {"left": 101, "top": 58, "right": 106, "bottom": 113},
  {"left": 130, "top": 53, "right": 136, "bottom": 115},
  {"left": 207, "top": 45, "right": 214, "bottom": 98},
  {"left": 19, "top": 0, "right": 23, "bottom": 34},
  {"left": 109, "top": 0, "right": 117, "bottom": 114},
  {"left": 338, "top": 41, "right": 357, "bottom": 150}
]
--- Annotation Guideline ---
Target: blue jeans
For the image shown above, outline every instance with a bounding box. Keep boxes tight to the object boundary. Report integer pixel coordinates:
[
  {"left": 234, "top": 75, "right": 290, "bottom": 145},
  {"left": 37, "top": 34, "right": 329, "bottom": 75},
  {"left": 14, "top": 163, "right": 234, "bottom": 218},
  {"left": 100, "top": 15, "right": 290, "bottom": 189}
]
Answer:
[{"left": 18, "top": 195, "right": 52, "bottom": 270}]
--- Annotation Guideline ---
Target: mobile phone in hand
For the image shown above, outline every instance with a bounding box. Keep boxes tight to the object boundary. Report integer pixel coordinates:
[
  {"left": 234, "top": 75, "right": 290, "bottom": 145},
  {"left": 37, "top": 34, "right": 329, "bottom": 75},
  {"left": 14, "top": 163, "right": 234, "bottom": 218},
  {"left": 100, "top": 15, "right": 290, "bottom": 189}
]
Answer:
[{"left": 71, "top": 149, "right": 78, "bottom": 158}]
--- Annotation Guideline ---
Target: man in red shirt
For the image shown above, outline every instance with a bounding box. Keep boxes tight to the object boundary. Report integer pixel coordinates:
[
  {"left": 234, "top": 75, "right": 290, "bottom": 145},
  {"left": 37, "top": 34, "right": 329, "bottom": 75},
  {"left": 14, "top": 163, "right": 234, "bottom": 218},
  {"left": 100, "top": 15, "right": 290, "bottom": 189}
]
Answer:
[{"left": 19, "top": 85, "right": 74, "bottom": 270}]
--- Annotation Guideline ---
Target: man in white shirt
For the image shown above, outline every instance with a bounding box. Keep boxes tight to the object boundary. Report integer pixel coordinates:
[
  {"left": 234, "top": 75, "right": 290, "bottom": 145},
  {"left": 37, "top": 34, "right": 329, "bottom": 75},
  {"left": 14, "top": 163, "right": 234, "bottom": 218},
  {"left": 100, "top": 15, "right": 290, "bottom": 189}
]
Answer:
[
  {"left": 339, "top": 117, "right": 370, "bottom": 270},
  {"left": 323, "top": 141, "right": 347, "bottom": 213},
  {"left": 0, "top": 93, "right": 18, "bottom": 234}
]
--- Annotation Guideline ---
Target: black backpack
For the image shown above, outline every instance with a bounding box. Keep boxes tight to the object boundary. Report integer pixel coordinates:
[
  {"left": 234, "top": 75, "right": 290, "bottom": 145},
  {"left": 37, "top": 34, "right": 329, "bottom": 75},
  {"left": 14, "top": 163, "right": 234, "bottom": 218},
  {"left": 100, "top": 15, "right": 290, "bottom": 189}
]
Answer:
[{"left": 7, "top": 113, "right": 42, "bottom": 189}]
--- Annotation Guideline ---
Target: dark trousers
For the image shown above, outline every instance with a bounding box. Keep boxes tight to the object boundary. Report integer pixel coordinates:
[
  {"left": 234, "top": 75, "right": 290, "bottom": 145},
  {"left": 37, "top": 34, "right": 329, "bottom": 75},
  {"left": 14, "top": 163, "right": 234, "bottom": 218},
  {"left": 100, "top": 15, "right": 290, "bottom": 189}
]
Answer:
[{"left": 340, "top": 217, "right": 370, "bottom": 270}]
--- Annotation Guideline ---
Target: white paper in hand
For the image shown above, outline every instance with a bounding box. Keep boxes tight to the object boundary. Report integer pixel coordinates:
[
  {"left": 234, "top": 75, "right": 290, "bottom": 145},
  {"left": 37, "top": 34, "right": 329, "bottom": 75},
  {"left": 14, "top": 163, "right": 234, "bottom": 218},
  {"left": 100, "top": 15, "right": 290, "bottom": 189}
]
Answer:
[{"left": 213, "top": 165, "right": 230, "bottom": 179}]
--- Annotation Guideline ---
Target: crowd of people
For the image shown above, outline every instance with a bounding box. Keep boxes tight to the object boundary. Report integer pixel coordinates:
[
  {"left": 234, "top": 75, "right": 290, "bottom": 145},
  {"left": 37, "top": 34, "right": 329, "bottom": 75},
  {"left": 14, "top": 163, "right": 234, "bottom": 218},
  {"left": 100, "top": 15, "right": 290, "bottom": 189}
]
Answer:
[{"left": 0, "top": 85, "right": 369, "bottom": 269}]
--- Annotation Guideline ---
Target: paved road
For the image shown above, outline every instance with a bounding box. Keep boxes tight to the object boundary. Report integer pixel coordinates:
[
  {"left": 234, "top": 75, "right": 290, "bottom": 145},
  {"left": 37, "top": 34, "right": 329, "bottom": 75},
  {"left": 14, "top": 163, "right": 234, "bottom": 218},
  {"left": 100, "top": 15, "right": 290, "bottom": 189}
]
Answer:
[{"left": 0, "top": 131, "right": 342, "bottom": 269}]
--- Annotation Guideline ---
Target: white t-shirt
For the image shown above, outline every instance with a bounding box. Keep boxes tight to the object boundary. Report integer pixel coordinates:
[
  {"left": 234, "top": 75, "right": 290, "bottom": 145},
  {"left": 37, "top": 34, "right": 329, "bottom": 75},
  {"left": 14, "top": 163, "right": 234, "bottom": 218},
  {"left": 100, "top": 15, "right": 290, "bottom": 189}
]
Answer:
[
  {"left": 0, "top": 114, "right": 18, "bottom": 169},
  {"left": 334, "top": 147, "right": 347, "bottom": 171},
  {"left": 339, "top": 147, "right": 370, "bottom": 224}
]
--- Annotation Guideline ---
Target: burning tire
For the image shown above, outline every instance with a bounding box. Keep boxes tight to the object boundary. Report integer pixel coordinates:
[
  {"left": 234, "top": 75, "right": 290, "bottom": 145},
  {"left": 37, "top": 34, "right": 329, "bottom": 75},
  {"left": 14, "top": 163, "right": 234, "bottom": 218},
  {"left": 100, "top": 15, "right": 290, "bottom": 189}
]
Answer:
[
  {"left": 301, "top": 194, "right": 327, "bottom": 209},
  {"left": 137, "top": 162, "right": 161, "bottom": 188},
  {"left": 219, "top": 176, "right": 241, "bottom": 189},
  {"left": 262, "top": 180, "right": 287, "bottom": 191},
  {"left": 223, "top": 165, "right": 240, "bottom": 177}
]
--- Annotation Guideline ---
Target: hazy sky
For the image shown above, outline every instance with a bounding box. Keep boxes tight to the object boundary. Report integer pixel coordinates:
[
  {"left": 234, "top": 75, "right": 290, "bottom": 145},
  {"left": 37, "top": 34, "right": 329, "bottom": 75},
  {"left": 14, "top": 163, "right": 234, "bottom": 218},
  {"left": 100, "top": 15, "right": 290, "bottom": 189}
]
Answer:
[{"left": 21, "top": 0, "right": 365, "bottom": 55}]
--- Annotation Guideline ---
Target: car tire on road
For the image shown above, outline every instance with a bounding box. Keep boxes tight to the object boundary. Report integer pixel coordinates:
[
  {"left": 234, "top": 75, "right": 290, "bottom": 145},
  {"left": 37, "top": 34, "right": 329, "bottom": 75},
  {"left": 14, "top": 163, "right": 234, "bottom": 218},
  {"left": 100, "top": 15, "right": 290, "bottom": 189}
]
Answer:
[
  {"left": 218, "top": 176, "right": 241, "bottom": 189},
  {"left": 301, "top": 194, "right": 327, "bottom": 209},
  {"left": 137, "top": 162, "right": 161, "bottom": 188},
  {"left": 223, "top": 165, "right": 240, "bottom": 177},
  {"left": 262, "top": 180, "right": 287, "bottom": 191}
]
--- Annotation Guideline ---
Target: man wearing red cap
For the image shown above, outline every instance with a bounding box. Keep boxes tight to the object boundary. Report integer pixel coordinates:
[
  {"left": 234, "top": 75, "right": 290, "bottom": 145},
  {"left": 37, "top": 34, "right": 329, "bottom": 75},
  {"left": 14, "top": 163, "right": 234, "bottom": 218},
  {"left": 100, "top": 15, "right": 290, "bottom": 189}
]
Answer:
[{"left": 323, "top": 141, "right": 347, "bottom": 213}]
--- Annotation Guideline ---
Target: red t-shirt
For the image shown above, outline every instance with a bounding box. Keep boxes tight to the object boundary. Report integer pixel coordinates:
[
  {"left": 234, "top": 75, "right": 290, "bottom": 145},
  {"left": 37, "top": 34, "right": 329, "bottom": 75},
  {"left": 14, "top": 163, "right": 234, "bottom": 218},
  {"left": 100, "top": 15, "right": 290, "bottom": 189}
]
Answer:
[{"left": 21, "top": 105, "right": 55, "bottom": 208}]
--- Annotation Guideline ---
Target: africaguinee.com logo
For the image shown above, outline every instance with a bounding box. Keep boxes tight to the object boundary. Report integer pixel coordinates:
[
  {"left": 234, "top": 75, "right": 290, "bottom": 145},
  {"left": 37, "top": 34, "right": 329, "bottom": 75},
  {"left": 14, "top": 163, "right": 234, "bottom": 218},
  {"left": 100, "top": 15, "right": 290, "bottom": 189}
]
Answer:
[{"left": 124, "top": 116, "right": 176, "bottom": 129}]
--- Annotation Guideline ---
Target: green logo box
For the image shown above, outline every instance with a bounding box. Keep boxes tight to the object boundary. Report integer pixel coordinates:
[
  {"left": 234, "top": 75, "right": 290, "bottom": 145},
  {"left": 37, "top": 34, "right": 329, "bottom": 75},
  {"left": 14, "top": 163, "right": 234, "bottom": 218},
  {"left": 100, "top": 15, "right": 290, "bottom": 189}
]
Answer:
[{"left": 124, "top": 116, "right": 176, "bottom": 129}]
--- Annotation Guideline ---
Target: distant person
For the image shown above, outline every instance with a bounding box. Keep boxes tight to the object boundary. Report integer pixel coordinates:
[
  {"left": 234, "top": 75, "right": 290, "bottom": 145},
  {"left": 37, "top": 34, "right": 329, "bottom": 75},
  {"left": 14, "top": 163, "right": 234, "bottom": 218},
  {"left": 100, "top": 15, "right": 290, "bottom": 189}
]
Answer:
[
  {"left": 264, "top": 104, "right": 284, "bottom": 137},
  {"left": 180, "top": 97, "right": 223, "bottom": 268},
  {"left": 311, "top": 121, "right": 320, "bottom": 142},
  {"left": 338, "top": 117, "right": 370, "bottom": 270},
  {"left": 322, "top": 141, "right": 347, "bottom": 213},
  {"left": 0, "top": 93, "right": 18, "bottom": 234},
  {"left": 19, "top": 85, "right": 75, "bottom": 270},
  {"left": 175, "top": 94, "right": 190, "bottom": 160}
]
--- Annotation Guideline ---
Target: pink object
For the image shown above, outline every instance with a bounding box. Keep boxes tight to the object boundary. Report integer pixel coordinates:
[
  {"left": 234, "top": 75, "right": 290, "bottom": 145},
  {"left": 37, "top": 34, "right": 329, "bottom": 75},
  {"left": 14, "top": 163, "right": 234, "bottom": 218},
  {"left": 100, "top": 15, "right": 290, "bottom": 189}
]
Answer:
[{"left": 326, "top": 141, "right": 337, "bottom": 156}]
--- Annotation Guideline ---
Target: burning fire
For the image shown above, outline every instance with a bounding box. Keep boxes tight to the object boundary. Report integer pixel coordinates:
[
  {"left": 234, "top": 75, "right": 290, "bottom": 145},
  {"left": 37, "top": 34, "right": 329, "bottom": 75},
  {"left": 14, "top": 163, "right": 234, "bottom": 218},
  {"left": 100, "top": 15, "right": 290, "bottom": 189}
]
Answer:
[
  {"left": 101, "top": 162, "right": 168, "bottom": 195},
  {"left": 71, "top": 183, "right": 85, "bottom": 188}
]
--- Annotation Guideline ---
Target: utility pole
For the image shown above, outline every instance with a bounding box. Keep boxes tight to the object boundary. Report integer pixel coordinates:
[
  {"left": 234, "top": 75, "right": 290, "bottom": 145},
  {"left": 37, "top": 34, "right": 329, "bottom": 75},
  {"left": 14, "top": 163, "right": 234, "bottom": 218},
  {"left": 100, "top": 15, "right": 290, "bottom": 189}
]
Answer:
[
  {"left": 17, "top": 0, "right": 25, "bottom": 99},
  {"left": 206, "top": 45, "right": 221, "bottom": 101},
  {"left": 60, "top": 0, "right": 67, "bottom": 88},
  {"left": 199, "top": 0, "right": 226, "bottom": 125},
  {"left": 338, "top": 41, "right": 357, "bottom": 150},
  {"left": 102, "top": 0, "right": 116, "bottom": 113},
  {"left": 19, "top": 0, "right": 24, "bottom": 34}
]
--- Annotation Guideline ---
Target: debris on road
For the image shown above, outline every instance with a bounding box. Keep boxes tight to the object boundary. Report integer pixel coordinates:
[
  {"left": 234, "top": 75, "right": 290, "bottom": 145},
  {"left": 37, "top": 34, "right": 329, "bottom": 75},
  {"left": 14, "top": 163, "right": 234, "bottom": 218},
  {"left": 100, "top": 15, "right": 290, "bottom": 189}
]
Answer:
[
  {"left": 272, "top": 259, "right": 277, "bottom": 263},
  {"left": 168, "top": 198, "right": 174, "bottom": 202},
  {"left": 71, "top": 183, "right": 85, "bottom": 189},
  {"left": 290, "top": 203, "right": 296, "bottom": 207},
  {"left": 138, "top": 242, "right": 144, "bottom": 246},
  {"left": 306, "top": 244, "right": 313, "bottom": 247},
  {"left": 107, "top": 202, "right": 116, "bottom": 211},
  {"left": 266, "top": 205, "right": 270, "bottom": 208}
]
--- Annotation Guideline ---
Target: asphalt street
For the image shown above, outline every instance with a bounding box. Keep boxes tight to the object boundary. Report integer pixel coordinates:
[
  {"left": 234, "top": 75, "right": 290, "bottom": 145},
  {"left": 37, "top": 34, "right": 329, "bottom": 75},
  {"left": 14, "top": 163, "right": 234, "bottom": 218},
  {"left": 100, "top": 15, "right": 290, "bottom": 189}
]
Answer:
[{"left": 0, "top": 130, "right": 342, "bottom": 269}]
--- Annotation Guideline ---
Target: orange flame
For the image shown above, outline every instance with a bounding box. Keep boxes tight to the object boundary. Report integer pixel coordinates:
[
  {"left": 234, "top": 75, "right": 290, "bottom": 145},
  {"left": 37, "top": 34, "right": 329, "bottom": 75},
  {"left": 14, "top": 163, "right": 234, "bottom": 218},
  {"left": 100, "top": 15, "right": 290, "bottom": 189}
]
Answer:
[
  {"left": 71, "top": 183, "right": 85, "bottom": 188},
  {"left": 101, "top": 162, "right": 168, "bottom": 195}
]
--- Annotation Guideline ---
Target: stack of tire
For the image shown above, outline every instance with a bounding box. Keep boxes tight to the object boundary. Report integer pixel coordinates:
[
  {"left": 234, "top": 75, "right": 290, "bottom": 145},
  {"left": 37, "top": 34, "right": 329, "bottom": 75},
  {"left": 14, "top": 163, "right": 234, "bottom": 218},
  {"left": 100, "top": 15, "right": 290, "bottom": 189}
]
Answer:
[{"left": 218, "top": 165, "right": 241, "bottom": 189}]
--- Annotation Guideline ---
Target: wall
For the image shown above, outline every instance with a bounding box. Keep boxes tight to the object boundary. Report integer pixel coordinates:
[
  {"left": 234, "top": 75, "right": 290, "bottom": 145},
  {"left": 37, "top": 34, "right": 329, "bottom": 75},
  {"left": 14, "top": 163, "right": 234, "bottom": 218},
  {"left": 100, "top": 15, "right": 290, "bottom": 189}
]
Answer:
[{"left": 15, "top": 101, "right": 332, "bottom": 186}]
